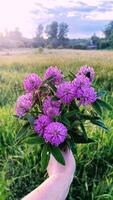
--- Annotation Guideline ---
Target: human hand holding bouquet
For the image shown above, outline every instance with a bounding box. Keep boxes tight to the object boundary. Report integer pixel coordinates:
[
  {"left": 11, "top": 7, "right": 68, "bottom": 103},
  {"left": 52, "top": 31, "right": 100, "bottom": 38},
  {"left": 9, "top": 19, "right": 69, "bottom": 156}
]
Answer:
[{"left": 15, "top": 66, "right": 111, "bottom": 170}]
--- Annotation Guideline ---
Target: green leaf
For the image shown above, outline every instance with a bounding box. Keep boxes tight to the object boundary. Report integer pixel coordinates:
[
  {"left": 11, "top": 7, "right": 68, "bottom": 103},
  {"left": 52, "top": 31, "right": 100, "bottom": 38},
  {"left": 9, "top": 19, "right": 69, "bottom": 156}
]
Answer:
[
  {"left": 80, "top": 114, "right": 100, "bottom": 121},
  {"left": 92, "top": 101, "right": 102, "bottom": 116},
  {"left": 51, "top": 96, "right": 60, "bottom": 101},
  {"left": 46, "top": 76, "right": 55, "bottom": 82},
  {"left": 91, "top": 119, "right": 109, "bottom": 132},
  {"left": 48, "top": 82, "right": 57, "bottom": 92},
  {"left": 50, "top": 145, "right": 65, "bottom": 165},
  {"left": 73, "top": 132, "right": 94, "bottom": 143},
  {"left": 41, "top": 144, "right": 50, "bottom": 170},
  {"left": 16, "top": 123, "right": 29, "bottom": 139},
  {"left": 97, "top": 91, "right": 107, "bottom": 98},
  {"left": 40, "top": 86, "right": 48, "bottom": 93},
  {"left": 61, "top": 117, "right": 70, "bottom": 127},
  {"left": 69, "top": 139, "right": 77, "bottom": 153},
  {"left": 68, "top": 74, "right": 74, "bottom": 81},
  {"left": 25, "top": 135, "right": 45, "bottom": 145},
  {"left": 65, "top": 110, "right": 78, "bottom": 118},
  {"left": 42, "top": 76, "right": 54, "bottom": 84},
  {"left": 69, "top": 71, "right": 75, "bottom": 79},
  {"left": 80, "top": 123, "right": 88, "bottom": 140},
  {"left": 96, "top": 99, "right": 112, "bottom": 111},
  {"left": 69, "top": 120, "right": 80, "bottom": 129},
  {"left": 27, "top": 114, "right": 35, "bottom": 125}
]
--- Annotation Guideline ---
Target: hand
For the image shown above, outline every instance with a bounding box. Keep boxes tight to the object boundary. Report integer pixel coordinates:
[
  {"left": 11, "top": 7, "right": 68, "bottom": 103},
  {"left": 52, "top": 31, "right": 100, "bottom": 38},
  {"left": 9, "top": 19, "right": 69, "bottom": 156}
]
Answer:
[
  {"left": 22, "top": 148, "right": 76, "bottom": 200},
  {"left": 47, "top": 148, "right": 76, "bottom": 184}
]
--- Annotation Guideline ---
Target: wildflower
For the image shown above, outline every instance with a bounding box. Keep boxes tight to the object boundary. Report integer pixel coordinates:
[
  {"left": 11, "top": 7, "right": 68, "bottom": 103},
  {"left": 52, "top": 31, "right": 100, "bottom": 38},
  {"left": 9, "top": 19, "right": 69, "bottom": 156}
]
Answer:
[
  {"left": 79, "top": 86, "right": 97, "bottom": 105},
  {"left": 77, "top": 66, "right": 95, "bottom": 81},
  {"left": 34, "top": 115, "right": 52, "bottom": 136},
  {"left": 56, "top": 82, "right": 75, "bottom": 103},
  {"left": 23, "top": 73, "right": 42, "bottom": 92},
  {"left": 43, "top": 96, "right": 61, "bottom": 118},
  {"left": 44, "top": 122, "right": 67, "bottom": 146},
  {"left": 44, "top": 66, "right": 63, "bottom": 85},
  {"left": 72, "top": 75, "right": 90, "bottom": 98},
  {"left": 15, "top": 93, "right": 32, "bottom": 117}
]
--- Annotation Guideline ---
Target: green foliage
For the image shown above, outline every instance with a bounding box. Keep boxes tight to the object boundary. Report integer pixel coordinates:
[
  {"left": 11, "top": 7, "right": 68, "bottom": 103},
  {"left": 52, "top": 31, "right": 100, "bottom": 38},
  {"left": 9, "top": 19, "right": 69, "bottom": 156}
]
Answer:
[
  {"left": 49, "top": 145, "right": 65, "bottom": 165},
  {"left": 0, "top": 172, "right": 10, "bottom": 200},
  {"left": 41, "top": 144, "right": 50, "bottom": 170}
]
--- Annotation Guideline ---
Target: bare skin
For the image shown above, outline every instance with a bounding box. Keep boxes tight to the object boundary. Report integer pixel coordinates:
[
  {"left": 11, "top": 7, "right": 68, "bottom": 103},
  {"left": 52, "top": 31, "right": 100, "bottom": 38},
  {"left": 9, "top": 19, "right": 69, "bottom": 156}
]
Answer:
[{"left": 22, "top": 148, "right": 76, "bottom": 200}]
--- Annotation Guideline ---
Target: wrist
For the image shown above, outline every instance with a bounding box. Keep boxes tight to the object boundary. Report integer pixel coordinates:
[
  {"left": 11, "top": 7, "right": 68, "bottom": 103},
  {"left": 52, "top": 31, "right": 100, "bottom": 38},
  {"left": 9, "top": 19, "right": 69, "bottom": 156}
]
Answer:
[{"left": 50, "top": 173, "right": 74, "bottom": 187}]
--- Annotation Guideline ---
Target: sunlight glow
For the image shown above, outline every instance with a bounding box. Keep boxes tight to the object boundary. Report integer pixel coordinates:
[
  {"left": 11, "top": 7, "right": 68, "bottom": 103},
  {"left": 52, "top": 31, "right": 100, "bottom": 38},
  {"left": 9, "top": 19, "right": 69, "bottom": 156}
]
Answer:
[{"left": 0, "top": 0, "right": 35, "bottom": 37}]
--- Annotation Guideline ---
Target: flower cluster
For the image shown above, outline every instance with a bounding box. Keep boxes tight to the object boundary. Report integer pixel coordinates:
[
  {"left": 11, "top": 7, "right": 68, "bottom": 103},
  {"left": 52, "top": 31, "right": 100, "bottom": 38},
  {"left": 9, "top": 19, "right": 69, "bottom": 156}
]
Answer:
[
  {"left": 15, "top": 66, "right": 98, "bottom": 147},
  {"left": 15, "top": 65, "right": 111, "bottom": 169}
]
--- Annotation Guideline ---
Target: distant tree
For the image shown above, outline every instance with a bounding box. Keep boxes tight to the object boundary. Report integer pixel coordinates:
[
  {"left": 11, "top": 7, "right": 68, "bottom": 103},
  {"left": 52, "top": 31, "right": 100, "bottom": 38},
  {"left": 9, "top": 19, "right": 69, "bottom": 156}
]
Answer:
[
  {"left": 91, "top": 34, "right": 100, "bottom": 48},
  {"left": 100, "top": 20, "right": 113, "bottom": 49},
  {"left": 45, "top": 21, "right": 58, "bottom": 48},
  {"left": 108, "top": 32, "right": 113, "bottom": 48},
  {"left": 32, "top": 24, "right": 45, "bottom": 48},
  {"left": 99, "top": 39, "right": 109, "bottom": 49},
  {"left": 58, "top": 23, "right": 68, "bottom": 39},
  {"left": 45, "top": 21, "right": 58, "bottom": 39},
  {"left": 104, "top": 21, "right": 113, "bottom": 38},
  {"left": 58, "top": 22, "right": 69, "bottom": 47},
  {"left": 36, "top": 24, "right": 43, "bottom": 38}
]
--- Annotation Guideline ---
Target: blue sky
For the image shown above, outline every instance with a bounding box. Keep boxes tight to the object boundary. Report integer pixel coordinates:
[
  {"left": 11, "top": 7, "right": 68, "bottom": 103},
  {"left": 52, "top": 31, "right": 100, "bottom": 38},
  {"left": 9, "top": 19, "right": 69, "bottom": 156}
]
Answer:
[{"left": 0, "top": 0, "right": 113, "bottom": 38}]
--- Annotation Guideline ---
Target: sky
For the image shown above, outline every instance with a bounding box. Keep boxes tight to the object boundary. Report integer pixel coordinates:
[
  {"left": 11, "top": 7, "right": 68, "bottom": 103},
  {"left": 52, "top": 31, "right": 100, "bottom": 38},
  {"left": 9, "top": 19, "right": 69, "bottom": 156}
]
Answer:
[{"left": 0, "top": 0, "right": 113, "bottom": 38}]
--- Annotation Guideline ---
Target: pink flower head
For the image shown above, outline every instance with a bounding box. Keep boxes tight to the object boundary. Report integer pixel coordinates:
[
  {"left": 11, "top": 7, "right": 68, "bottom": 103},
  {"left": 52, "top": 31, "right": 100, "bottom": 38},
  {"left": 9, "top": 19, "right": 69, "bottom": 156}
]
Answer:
[
  {"left": 72, "top": 75, "right": 91, "bottom": 98},
  {"left": 56, "top": 82, "right": 75, "bottom": 104},
  {"left": 79, "top": 86, "right": 97, "bottom": 105},
  {"left": 43, "top": 96, "right": 61, "bottom": 118},
  {"left": 15, "top": 93, "right": 32, "bottom": 117},
  {"left": 44, "top": 66, "right": 63, "bottom": 85},
  {"left": 44, "top": 122, "right": 67, "bottom": 146},
  {"left": 23, "top": 73, "right": 42, "bottom": 92},
  {"left": 34, "top": 115, "right": 52, "bottom": 136},
  {"left": 77, "top": 66, "right": 95, "bottom": 81}
]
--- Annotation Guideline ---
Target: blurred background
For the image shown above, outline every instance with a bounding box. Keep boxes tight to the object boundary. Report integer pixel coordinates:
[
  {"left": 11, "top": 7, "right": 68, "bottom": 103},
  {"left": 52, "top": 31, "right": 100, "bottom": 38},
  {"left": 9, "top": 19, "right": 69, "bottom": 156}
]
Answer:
[{"left": 0, "top": 0, "right": 113, "bottom": 50}]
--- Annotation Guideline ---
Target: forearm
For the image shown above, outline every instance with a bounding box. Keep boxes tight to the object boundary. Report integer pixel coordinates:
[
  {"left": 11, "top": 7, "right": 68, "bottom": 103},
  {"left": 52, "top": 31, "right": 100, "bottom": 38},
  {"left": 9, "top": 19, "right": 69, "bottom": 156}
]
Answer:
[{"left": 22, "top": 175, "right": 72, "bottom": 200}]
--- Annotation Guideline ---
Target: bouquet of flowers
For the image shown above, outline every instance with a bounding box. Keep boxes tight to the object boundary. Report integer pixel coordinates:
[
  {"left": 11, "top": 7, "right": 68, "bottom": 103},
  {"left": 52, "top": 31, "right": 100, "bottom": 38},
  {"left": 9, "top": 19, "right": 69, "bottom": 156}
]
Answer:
[{"left": 15, "top": 66, "right": 111, "bottom": 169}]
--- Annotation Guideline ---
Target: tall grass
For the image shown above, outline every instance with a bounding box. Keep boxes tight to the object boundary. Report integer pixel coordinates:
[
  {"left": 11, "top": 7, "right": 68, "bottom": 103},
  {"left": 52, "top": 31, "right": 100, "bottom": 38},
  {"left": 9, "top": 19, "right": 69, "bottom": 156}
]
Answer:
[{"left": 0, "top": 49, "right": 113, "bottom": 200}]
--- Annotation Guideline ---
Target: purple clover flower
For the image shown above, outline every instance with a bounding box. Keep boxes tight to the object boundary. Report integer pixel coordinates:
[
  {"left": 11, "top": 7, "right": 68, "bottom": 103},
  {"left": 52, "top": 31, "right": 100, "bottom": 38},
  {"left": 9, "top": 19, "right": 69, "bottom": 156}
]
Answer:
[
  {"left": 79, "top": 86, "right": 97, "bottom": 105},
  {"left": 15, "top": 93, "right": 32, "bottom": 117},
  {"left": 44, "top": 66, "right": 63, "bottom": 85},
  {"left": 23, "top": 73, "right": 42, "bottom": 92},
  {"left": 72, "top": 75, "right": 97, "bottom": 105},
  {"left": 43, "top": 96, "right": 61, "bottom": 118},
  {"left": 34, "top": 115, "right": 52, "bottom": 136},
  {"left": 44, "top": 122, "right": 67, "bottom": 146},
  {"left": 56, "top": 82, "right": 75, "bottom": 104},
  {"left": 77, "top": 66, "right": 95, "bottom": 81},
  {"left": 72, "top": 75, "right": 90, "bottom": 98}
]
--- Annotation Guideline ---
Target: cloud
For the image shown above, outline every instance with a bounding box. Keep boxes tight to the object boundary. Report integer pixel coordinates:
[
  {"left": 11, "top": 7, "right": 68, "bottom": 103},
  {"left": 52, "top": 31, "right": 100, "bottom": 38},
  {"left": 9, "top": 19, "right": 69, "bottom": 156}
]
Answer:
[{"left": 31, "top": 0, "right": 113, "bottom": 38}]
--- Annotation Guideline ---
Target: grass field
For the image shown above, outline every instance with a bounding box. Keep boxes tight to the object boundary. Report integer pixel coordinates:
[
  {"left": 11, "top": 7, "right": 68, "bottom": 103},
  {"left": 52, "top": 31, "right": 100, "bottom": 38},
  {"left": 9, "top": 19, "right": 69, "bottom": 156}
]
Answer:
[{"left": 0, "top": 49, "right": 113, "bottom": 200}]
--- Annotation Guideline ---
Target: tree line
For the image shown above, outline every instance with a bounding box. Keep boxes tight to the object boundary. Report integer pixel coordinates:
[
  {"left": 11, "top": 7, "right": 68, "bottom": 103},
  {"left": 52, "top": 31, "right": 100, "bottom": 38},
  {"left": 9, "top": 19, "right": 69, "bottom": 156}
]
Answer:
[
  {"left": 33, "top": 21, "right": 69, "bottom": 48},
  {"left": 0, "top": 21, "right": 113, "bottom": 49}
]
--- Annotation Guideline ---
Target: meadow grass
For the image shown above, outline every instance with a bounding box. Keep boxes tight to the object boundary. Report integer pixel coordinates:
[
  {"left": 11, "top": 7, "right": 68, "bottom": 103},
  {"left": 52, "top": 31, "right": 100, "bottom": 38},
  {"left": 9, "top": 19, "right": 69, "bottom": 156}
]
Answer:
[{"left": 0, "top": 49, "right": 113, "bottom": 200}]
